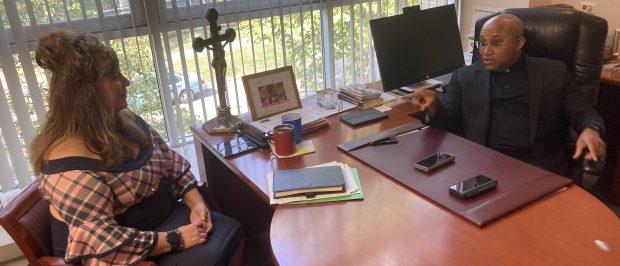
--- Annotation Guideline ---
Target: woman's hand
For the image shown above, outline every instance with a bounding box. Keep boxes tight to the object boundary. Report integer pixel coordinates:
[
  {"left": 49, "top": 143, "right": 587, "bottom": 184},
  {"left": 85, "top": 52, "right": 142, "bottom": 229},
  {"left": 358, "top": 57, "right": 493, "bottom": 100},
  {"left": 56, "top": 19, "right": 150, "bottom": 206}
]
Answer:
[
  {"left": 183, "top": 188, "right": 212, "bottom": 232},
  {"left": 177, "top": 221, "right": 209, "bottom": 249},
  {"left": 190, "top": 203, "right": 213, "bottom": 233}
]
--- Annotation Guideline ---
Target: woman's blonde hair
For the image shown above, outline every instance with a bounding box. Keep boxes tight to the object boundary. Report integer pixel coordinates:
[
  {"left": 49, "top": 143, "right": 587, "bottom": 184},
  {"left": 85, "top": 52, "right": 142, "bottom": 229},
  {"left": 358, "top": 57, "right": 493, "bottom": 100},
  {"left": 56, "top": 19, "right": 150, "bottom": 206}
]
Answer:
[{"left": 30, "top": 28, "right": 144, "bottom": 173}]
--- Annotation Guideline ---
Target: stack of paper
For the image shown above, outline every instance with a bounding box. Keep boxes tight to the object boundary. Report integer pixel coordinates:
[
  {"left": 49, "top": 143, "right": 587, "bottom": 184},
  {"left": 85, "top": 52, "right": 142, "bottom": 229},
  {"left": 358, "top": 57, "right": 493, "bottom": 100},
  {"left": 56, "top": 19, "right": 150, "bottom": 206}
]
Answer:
[
  {"left": 267, "top": 161, "right": 364, "bottom": 205},
  {"left": 249, "top": 93, "right": 356, "bottom": 133}
]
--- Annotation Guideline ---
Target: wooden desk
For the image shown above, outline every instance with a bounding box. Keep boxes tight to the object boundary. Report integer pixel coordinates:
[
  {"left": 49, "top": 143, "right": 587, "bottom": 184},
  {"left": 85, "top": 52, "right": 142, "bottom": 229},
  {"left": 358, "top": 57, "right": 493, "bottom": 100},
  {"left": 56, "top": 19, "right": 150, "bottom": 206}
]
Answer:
[
  {"left": 191, "top": 104, "right": 417, "bottom": 235},
  {"left": 599, "top": 66, "right": 620, "bottom": 204},
  {"left": 269, "top": 106, "right": 619, "bottom": 265},
  {"left": 192, "top": 102, "right": 620, "bottom": 265}
]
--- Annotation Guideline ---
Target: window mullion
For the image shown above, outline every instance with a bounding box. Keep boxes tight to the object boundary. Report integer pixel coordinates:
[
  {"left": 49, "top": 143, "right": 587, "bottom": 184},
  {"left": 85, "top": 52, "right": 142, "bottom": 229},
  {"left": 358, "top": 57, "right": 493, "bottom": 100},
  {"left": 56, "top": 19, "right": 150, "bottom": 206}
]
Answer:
[
  {"left": 198, "top": 0, "right": 219, "bottom": 116},
  {"left": 143, "top": 0, "right": 178, "bottom": 143},
  {"left": 321, "top": 0, "right": 335, "bottom": 89},
  {"left": 221, "top": 0, "right": 242, "bottom": 115}
]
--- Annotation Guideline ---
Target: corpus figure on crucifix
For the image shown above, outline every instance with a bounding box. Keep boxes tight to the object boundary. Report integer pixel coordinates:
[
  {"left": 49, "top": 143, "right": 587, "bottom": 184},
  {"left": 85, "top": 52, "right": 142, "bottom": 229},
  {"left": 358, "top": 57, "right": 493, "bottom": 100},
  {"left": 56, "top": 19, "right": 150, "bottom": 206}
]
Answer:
[{"left": 193, "top": 8, "right": 243, "bottom": 133}]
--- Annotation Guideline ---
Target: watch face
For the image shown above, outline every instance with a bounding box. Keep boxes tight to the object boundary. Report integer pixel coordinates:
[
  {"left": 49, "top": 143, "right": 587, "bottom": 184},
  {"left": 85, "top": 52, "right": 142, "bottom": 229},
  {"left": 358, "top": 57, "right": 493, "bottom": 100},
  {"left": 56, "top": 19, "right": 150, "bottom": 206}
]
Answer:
[{"left": 167, "top": 230, "right": 181, "bottom": 243}]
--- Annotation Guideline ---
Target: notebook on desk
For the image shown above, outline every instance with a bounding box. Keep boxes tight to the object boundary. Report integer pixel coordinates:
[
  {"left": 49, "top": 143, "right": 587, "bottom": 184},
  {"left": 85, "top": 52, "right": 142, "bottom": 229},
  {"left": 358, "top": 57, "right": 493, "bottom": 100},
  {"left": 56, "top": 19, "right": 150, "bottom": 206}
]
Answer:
[
  {"left": 273, "top": 166, "right": 346, "bottom": 199},
  {"left": 340, "top": 108, "right": 388, "bottom": 126}
]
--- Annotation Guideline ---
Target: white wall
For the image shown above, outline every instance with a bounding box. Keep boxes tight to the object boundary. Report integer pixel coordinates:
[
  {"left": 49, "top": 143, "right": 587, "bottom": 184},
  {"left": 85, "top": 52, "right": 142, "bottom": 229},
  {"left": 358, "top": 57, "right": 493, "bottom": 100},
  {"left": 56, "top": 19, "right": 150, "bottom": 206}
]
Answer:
[
  {"left": 459, "top": 0, "right": 530, "bottom": 51},
  {"left": 529, "top": 0, "right": 553, "bottom": 7},
  {"left": 551, "top": 0, "right": 620, "bottom": 45},
  {"left": 459, "top": 1, "right": 619, "bottom": 51}
]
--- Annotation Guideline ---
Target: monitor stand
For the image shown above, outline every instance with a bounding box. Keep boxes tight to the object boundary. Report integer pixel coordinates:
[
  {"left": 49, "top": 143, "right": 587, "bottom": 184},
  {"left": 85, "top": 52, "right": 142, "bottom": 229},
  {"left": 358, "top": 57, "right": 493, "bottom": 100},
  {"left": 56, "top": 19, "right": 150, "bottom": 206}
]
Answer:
[{"left": 397, "top": 79, "right": 442, "bottom": 94}]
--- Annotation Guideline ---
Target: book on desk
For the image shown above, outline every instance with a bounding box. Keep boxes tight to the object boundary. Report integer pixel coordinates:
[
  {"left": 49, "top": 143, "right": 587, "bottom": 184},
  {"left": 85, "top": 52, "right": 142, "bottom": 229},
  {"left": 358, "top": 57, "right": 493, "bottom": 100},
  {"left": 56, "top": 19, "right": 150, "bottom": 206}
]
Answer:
[
  {"left": 339, "top": 84, "right": 382, "bottom": 100},
  {"left": 273, "top": 166, "right": 345, "bottom": 199},
  {"left": 267, "top": 162, "right": 363, "bottom": 205}
]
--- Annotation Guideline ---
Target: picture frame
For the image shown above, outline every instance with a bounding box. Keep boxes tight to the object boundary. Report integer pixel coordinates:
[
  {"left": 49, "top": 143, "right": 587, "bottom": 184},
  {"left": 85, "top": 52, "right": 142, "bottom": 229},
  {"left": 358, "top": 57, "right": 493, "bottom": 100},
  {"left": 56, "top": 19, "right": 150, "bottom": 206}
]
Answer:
[
  {"left": 242, "top": 66, "right": 302, "bottom": 121},
  {"left": 613, "top": 28, "right": 620, "bottom": 58}
]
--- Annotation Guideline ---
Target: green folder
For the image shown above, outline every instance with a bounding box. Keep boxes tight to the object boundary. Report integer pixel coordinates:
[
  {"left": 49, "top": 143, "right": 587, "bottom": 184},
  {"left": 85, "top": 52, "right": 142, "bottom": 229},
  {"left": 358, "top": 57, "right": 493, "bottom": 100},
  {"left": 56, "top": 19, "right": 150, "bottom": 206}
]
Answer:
[{"left": 286, "top": 168, "right": 364, "bottom": 205}]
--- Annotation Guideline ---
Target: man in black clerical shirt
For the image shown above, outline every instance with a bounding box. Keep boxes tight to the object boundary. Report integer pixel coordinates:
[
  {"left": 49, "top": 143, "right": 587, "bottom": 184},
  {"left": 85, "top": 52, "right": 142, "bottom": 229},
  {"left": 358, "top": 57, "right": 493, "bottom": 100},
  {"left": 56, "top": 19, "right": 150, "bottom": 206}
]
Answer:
[
  {"left": 488, "top": 52, "right": 530, "bottom": 158},
  {"left": 402, "top": 14, "right": 606, "bottom": 176}
]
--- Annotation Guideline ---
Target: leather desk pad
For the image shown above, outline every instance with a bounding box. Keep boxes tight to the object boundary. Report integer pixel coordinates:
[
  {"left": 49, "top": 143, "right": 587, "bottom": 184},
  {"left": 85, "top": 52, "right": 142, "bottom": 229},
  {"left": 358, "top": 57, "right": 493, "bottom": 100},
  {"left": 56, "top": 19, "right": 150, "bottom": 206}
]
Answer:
[{"left": 345, "top": 127, "right": 573, "bottom": 226}]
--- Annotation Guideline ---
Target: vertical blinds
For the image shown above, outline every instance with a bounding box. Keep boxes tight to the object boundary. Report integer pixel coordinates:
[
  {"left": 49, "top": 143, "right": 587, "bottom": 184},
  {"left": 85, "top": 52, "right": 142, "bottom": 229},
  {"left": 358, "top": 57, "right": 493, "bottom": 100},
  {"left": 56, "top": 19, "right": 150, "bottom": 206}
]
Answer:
[{"left": 0, "top": 0, "right": 453, "bottom": 193}]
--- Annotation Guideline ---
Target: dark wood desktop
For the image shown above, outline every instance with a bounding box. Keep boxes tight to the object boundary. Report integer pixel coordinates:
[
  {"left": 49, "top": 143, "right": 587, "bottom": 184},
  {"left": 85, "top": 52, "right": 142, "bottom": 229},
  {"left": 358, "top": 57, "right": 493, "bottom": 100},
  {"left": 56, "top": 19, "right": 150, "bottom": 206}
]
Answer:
[{"left": 191, "top": 101, "right": 620, "bottom": 265}]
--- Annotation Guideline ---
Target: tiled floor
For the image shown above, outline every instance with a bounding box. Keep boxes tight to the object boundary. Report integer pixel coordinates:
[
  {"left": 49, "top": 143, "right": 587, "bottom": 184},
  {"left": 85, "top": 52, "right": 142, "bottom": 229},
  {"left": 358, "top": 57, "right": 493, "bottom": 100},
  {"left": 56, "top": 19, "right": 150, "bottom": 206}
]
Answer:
[{"left": 1, "top": 257, "right": 26, "bottom": 266}]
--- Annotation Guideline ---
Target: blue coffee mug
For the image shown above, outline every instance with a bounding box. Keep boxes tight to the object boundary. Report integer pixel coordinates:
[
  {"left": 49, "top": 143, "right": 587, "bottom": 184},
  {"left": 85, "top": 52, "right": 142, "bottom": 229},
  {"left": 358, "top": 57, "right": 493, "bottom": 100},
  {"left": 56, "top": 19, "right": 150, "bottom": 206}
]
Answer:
[{"left": 281, "top": 112, "right": 302, "bottom": 144}]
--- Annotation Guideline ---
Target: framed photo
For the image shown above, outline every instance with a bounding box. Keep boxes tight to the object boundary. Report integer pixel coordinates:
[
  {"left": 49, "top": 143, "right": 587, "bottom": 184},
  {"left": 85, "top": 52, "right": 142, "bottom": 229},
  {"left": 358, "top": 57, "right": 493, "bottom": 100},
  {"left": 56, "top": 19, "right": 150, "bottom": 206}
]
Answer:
[
  {"left": 613, "top": 28, "right": 620, "bottom": 58},
  {"left": 242, "top": 66, "right": 302, "bottom": 121}
]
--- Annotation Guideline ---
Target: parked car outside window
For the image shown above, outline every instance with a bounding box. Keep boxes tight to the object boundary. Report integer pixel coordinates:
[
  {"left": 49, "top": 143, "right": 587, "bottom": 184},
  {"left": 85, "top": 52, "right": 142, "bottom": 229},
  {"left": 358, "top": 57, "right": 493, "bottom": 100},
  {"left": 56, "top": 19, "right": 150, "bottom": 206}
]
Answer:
[{"left": 173, "top": 72, "right": 212, "bottom": 103}]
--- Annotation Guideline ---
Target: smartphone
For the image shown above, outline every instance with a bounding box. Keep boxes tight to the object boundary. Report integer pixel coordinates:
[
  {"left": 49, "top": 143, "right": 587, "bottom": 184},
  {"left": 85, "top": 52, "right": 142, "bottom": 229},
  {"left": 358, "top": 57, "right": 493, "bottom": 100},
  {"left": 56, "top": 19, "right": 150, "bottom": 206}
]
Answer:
[
  {"left": 212, "top": 136, "right": 259, "bottom": 158},
  {"left": 449, "top": 175, "right": 498, "bottom": 198},
  {"left": 414, "top": 152, "right": 455, "bottom": 172}
]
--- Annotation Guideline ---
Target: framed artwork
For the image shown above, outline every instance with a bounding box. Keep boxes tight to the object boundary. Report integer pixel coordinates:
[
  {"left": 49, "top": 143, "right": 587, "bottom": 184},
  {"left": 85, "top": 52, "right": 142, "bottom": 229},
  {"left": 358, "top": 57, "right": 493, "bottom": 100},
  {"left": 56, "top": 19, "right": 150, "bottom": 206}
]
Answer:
[
  {"left": 613, "top": 28, "right": 620, "bottom": 58},
  {"left": 242, "top": 66, "right": 301, "bottom": 121}
]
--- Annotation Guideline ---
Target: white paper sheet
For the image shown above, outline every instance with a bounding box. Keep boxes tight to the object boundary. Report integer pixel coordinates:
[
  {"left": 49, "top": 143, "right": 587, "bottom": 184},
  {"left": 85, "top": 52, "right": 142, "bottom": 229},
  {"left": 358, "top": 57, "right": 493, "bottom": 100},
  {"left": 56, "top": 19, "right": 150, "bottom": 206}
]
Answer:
[{"left": 250, "top": 94, "right": 356, "bottom": 132}]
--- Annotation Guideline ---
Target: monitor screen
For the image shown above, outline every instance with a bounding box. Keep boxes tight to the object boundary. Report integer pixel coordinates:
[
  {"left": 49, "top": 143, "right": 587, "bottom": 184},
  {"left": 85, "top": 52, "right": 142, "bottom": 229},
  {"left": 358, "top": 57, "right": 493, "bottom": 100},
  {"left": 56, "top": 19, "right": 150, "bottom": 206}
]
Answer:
[{"left": 370, "top": 4, "right": 464, "bottom": 92}]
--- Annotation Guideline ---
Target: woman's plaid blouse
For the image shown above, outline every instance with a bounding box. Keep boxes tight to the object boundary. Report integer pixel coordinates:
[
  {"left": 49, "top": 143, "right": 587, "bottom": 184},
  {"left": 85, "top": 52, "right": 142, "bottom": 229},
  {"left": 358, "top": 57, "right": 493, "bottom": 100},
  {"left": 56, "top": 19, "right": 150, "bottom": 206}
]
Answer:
[{"left": 39, "top": 116, "right": 197, "bottom": 266}]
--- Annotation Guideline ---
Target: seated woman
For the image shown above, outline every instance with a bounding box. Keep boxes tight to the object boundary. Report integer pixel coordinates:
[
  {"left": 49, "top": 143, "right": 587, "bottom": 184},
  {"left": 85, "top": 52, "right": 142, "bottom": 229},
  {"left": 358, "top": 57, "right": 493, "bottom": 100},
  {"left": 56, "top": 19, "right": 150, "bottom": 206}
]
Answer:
[{"left": 30, "top": 29, "right": 242, "bottom": 266}]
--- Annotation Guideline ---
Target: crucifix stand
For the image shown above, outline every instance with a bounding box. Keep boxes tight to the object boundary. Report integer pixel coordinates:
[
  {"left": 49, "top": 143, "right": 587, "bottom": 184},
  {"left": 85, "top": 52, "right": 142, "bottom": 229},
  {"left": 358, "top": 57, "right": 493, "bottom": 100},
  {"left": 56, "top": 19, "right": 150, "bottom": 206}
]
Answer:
[{"left": 193, "top": 8, "right": 243, "bottom": 134}]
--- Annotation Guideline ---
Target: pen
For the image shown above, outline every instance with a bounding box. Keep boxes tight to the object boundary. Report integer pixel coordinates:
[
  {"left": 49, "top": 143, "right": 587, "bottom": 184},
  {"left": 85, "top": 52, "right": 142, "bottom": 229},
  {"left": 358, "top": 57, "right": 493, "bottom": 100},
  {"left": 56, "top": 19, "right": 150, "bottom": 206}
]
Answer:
[{"left": 369, "top": 139, "right": 399, "bottom": 146}]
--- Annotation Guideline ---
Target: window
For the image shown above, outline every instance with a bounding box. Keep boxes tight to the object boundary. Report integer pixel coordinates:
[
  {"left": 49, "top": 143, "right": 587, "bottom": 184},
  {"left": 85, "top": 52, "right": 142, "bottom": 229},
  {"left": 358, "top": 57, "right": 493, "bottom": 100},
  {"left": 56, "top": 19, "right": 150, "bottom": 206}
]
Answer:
[{"left": 0, "top": 0, "right": 456, "bottom": 192}]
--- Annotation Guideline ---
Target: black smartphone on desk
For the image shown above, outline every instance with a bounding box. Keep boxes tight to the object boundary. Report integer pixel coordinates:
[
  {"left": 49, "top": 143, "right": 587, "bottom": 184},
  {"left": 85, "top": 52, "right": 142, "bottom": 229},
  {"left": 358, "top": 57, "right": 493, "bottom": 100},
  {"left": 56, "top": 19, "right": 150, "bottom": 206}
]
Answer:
[
  {"left": 449, "top": 175, "right": 498, "bottom": 198},
  {"left": 212, "top": 136, "right": 259, "bottom": 158},
  {"left": 414, "top": 152, "right": 455, "bottom": 172}
]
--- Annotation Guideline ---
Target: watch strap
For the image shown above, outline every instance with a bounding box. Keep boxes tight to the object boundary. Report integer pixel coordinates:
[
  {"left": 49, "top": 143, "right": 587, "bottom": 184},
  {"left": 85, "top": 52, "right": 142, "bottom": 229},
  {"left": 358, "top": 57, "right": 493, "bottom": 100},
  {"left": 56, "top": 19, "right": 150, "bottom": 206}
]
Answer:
[{"left": 166, "top": 229, "right": 184, "bottom": 252}]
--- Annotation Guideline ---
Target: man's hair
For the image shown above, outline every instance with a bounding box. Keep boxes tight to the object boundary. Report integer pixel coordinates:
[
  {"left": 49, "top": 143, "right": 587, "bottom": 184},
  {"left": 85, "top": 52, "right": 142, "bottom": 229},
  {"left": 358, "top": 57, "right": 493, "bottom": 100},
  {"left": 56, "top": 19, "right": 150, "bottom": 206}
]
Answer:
[{"left": 30, "top": 28, "right": 146, "bottom": 174}]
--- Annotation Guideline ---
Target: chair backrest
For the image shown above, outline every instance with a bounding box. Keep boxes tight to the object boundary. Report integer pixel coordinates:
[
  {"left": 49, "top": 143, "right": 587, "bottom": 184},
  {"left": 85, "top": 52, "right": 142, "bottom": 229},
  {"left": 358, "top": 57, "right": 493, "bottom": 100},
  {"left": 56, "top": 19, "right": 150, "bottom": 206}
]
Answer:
[
  {"left": 0, "top": 182, "right": 53, "bottom": 266},
  {"left": 472, "top": 8, "right": 608, "bottom": 104}
]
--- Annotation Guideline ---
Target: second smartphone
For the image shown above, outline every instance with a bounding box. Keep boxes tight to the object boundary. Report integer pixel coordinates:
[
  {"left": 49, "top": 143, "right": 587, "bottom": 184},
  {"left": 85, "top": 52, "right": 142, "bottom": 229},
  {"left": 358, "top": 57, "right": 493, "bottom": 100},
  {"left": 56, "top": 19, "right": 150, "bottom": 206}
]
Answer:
[
  {"left": 414, "top": 152, "right": 455, "bottom": 172},
  {"left": 449, "top": 175, "right": 498, "bottom": 198}
]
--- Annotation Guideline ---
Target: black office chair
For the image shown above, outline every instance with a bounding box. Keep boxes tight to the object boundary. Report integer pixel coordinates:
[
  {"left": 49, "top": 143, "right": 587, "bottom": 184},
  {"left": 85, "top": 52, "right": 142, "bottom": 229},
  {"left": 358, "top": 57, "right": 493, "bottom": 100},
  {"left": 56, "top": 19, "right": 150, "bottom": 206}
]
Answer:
[{"left": 472, "top": 8, "right": 608, "bottom": 188}]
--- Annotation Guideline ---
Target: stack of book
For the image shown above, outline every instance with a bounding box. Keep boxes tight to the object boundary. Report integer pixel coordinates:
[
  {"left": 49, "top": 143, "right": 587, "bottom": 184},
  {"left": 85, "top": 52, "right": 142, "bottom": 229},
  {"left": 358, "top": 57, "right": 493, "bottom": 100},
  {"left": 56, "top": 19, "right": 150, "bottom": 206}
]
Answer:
[
  {"left": 301, "top": 117, "right": 329, "bottom": 134},
  {"left": 267, "top": 162, "right": 364, "bottom": 205},
  {"left": 338, "top": 84, "right": 394, "bottom": 108}
]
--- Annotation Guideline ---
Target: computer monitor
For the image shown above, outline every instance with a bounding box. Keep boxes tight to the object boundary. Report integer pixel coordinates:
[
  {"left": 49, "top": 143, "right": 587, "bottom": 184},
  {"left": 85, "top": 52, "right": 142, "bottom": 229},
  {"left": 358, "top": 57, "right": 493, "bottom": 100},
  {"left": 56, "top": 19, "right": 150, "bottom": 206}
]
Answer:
[
  {"left": 370, "top": 4, "right": 464, "bottom": 92},
  {"left": 402, "top": 5, "right": 421, "bottom": 14}
]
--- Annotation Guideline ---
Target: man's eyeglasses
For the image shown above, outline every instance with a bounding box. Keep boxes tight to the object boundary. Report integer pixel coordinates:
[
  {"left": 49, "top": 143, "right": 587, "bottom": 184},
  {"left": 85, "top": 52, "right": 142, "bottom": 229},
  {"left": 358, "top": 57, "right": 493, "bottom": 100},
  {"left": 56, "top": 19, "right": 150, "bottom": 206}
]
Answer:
[{"left": 474, "top": 37, "right": 520, "bottom": 49}]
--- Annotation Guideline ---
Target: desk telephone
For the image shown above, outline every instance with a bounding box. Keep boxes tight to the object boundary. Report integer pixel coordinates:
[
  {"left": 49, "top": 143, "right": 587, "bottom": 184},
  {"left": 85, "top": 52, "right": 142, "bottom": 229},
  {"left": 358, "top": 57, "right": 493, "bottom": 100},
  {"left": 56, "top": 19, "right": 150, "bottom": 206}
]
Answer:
[
  {"left": 236, "top": 122, "right": 269, "bottom": 148},
  {"left": 212, "top": 122, "right": 268, "bottom": 158}
]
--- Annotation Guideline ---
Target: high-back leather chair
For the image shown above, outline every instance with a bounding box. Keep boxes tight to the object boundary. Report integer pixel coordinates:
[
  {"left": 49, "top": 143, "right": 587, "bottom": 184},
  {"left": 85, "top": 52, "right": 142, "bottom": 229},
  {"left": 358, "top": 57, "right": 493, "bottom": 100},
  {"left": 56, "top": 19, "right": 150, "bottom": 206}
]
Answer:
[
  {"left": 0, "top": 182, "right": 156, "bottom": 266},
  {"left": 472, "top": 8, "right": 608, "bottom": 185},
  {"left": 472, "top": 7, "right": 607, "bottom": 105}
]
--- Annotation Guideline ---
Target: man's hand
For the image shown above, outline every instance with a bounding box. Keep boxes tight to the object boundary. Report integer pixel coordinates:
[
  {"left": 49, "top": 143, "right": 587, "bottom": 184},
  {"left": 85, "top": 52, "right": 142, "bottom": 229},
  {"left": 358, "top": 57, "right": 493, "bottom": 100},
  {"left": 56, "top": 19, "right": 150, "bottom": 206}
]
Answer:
[
  {"left": 400, "top": 89, "right": 439, "bottom": 117},
  {"left": 573, "top": 127, "right": 606, "bottom": 161},
  {"left": 190, "top": 203, "right": 213, "bottom": 234}
]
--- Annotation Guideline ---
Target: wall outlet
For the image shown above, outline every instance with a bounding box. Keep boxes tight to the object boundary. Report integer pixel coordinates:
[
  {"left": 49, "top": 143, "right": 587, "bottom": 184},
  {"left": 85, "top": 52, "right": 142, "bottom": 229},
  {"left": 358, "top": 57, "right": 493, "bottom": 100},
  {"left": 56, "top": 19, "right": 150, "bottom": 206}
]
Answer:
[{"left": 580, "top": 2, "right": 597, "bottom": 13}]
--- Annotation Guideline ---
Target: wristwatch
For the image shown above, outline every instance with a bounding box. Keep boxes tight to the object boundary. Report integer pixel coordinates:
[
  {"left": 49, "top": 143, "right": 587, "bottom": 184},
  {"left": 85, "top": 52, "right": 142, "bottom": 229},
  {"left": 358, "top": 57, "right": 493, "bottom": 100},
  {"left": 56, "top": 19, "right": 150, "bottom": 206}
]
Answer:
[{"left": 166, "top": 229, "right": 184, "bottom": 252}]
